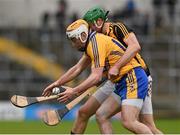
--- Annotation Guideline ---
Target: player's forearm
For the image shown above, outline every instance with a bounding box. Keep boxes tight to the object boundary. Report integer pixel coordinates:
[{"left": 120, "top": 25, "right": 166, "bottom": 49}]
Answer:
[
  {"left": 114, "top": 45, "right": 140, "bottom": 69},
  {"left": 73, "top": 73, "right": 101, "bottom": 95},
  {"left": 115, "top": 33, "right": 141, "bottom": 69},
  {"left": 45, "top": 68, "right": 79, "bottom": 90},
  {"left": 54, "top": 65, "right": 81, "bottom": 86},
  {"left": 52, "top": 56, "right": 90, "bottom": 88}
]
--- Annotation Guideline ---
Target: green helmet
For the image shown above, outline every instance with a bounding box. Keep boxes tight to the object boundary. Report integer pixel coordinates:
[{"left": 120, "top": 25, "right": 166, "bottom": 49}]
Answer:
[{"left": 83, "top": 6, "right": 109, "bottom": 23}]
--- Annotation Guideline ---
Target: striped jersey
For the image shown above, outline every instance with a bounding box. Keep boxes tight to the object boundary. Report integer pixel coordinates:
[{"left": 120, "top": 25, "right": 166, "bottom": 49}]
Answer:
[
  {"left": 104, "top": 22, "right": 150, "bottom": 76},
  {"left": 85, "top": 31, "right": 141, "bottom": 82}
]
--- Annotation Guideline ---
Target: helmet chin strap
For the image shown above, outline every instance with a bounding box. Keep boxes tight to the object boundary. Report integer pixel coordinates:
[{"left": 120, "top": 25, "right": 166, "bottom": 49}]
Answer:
[{"left": 78, "top": 47, "right": 86, "bottom": 52}]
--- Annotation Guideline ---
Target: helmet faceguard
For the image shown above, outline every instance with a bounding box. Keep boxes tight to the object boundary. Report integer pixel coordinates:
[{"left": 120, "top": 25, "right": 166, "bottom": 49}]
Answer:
[
  {"left": 66, "top": 24, "right": 88, "bottom": 43},
  {"left": 66, "top": 19, "right": 89, "bottom": 43},
  {"left": 66, "top": 19, "right": 89, "bottom": 51}
]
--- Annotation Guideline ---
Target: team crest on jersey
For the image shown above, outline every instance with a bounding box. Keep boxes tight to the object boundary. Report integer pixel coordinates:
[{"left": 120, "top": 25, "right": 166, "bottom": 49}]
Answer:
[{"left": 129, "top": 83, "right": 135, "bottom": 92}]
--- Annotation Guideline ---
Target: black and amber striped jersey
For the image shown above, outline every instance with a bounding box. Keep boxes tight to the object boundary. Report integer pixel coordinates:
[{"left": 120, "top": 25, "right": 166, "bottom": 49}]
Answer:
[
  {"left": 104, "top": 22, "right": 150, "bottom": 76},
  {"left": 85, "top": 31, "right": 141, "bottom": 82}
]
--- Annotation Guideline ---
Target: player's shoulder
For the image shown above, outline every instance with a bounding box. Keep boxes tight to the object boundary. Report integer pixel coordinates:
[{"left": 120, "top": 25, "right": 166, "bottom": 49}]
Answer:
[
  {"left": 89, "top": 31, "right": 110, "bottom": 41},
  {"left": 112, "top": 21, "right": 127, "bottom": 29},
  {"left": 111, "top": 21, "right": 126, "bottom": 27},
  {"left": 111, "top": 21, "right": 133, "bottom": 38},
  {"left": 87, "top": 31, "right": 110, "bottom": 52}
]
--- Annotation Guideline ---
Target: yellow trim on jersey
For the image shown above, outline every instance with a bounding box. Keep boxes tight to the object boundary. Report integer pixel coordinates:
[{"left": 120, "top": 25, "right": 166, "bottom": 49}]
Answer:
[
  {"left": 123, "top": 32, "right": 131, "bottom": 40},
  {"left": 126, "top": 69, "right": 138, "bottom": 99},
  {"left": 117, "top": 23, "right": 129, "bottom": 37},
  {"left": 86, "top": 33, "right": 141, "bottom": 82},
  {"left": 106, "top": 22, "right": 148, "bottom": 72},
  {"left": 91, "top": 36, "right": 100, "bottom": 68}
]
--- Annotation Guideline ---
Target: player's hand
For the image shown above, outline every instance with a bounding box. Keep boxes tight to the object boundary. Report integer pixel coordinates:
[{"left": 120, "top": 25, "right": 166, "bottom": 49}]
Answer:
[
  {"left": 42, "top": 83, "right": 57, "bottom": 97},
  {"left": 57, "top": 88, "right": 74, "bottom": 103},
  {"left": 108, "top": 66, "right": 119, "bottom": 79}
]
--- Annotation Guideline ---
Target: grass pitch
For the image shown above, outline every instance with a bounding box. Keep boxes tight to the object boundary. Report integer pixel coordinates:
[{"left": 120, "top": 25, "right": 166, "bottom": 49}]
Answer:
[{"left": 0, "top": 119, "right": 180, "bottom": 134}]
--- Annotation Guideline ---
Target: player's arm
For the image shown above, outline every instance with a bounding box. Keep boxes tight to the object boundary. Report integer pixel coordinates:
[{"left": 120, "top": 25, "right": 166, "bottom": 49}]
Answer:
[
  {"left": 42, "top": 54, "right": 91, "bottom": 96},
  {"left": 58, "top": 67, "right": 103, "bottom": 103},
  {"left": 72, "top": 67, "right": 103, "bottom": 93},
  {"left": 109, "top": 23, "right": 141, "bottom": 77},
  {"left": 114, "top": 32, "right": 141, "bottom": 69},
  {"left": 58, "top": 36, "right": 106, "bottom": 102},
  {"left": 54, "top": 54, "right": 91, "bottom": 86}
]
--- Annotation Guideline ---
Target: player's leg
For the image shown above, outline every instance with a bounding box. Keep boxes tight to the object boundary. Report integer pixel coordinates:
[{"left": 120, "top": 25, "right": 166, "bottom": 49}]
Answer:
[
  {"left": 139, "top": 75, "right": 163, "bottom": 134},
  {"left": 116, "top": 67, "right": 152, "bottom": 134},
  {"left": 96, "top": 92, "right": 121, "bottom": 134},
  {"left": 71, "top": 96, "right": 101, "bottom": 134},
  {"left": 121, "top": 100, "right": 152, "bottom": 133},
  {"left": 140, "top": 95, "right": 163, "bottom": 134},
  {"left": 140, "top": 114, "right": 163, "bottom": 134},
  {"left": 71, "top": 81, "right": 114, "bottom": 134}
]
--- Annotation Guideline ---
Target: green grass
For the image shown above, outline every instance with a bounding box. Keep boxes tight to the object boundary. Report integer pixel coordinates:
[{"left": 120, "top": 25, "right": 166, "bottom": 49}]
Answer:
[{"left": 0, "top": 119, "right": 180, "bottom": 134}]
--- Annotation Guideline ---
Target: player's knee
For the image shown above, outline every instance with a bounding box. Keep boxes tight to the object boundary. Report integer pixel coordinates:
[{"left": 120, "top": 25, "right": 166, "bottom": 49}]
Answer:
[
  {"left": 95, "top": 110, "right": 107, "bottom": 123},
  {"left": 122, "top": 119, "right": 135, "bottom": 130},
  {"left": 141, "top": 120, "right": 156, "bottom": 132},
  {"left": 77, "top": 107, "right": 91, "bottom": 120},
  {"left": 146, "top": 124, "right": 159, "bottom": 133}
]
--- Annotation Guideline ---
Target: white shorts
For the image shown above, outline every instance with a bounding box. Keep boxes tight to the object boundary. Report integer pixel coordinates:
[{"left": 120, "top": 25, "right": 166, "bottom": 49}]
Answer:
[
  {"left": 93, "top": 78, "right": 153, "bottom": 114},
  {"left": 121, "top": 95, "right": 153, "bottom": 114},
  {"left": 140, "top": 75, "right": 153, "bottom": 114},
  {"left": 92, "top": 80, "right": 115, "bottom": 104},
  {"left": 140, "top": 95, "right": 153, "bottom": 114},
  {"left": 122, "top": 99, "right": 144, "bottom": 109},
  {"left": 121, "top": 75, "right": 153, "bottom": 114}
]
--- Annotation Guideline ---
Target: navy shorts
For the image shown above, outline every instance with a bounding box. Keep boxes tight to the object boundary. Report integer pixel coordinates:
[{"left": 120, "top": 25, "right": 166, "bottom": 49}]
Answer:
[{"left": 114, "top": 67, "right": 148, "bottom": 101}]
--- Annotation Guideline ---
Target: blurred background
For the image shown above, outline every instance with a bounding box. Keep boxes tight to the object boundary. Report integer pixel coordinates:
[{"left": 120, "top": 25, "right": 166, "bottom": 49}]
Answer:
[{"left": 0, "top": 0, "right": 180, "bottom": 134}]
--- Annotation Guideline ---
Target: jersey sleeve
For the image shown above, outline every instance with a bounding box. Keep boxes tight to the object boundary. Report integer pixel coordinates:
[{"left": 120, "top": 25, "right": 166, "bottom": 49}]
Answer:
[
  {"left": 113, "top": 22, "right": 133, "bottom": 41},
  {"left": 87, "top": 36, "right": 106, "bottom": 68}
]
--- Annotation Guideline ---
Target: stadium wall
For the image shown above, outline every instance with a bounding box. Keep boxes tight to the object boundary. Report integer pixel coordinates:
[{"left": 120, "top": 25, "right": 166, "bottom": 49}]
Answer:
[
  {"left": 0, "top": 102, "right": 121, "bottom": 121},
  {"left": 0, "top": 0, "right": 152, "bottom": 27},
  {"left": 0, "top": 102, "right": 77, "bottom": 121}
]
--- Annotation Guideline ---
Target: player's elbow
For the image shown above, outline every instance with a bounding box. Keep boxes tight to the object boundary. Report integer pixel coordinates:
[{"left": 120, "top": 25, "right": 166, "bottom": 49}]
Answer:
[
  {"left": 132, "top": 41, "right": 141, "bottom": 53},
  {"left": 133, "top": 37, "right": 141, "bottom": 52},
  {"left": 93, "top": 74, "right": 102, "bottom": 84},
  {"left": 130, "top": 43, "right": 141, "bottom": 55},
  {"left": 126, "top": 33, "right": 141, "bottom": 52},
  {"left": 136, "top": 44, "right": 141, "bottom": 52},
  {"left": 73, "top": 64, "right": 83, "bottom": 74}
]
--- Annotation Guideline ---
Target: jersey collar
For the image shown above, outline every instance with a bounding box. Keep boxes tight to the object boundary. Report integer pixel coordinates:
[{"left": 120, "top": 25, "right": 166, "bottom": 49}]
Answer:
[
  {"left": 88, "top": 30, "right": 96, "bottom": 40},
  {"left": 84, "top": 30, "right": 96, "bottom": 53}
]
